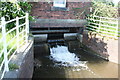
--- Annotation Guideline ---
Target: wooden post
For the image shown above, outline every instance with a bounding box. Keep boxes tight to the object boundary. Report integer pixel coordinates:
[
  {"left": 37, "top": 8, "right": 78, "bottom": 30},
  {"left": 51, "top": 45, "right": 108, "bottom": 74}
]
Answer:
[{"left": 1, "top": 17, "right": 9, "bottom": 71}]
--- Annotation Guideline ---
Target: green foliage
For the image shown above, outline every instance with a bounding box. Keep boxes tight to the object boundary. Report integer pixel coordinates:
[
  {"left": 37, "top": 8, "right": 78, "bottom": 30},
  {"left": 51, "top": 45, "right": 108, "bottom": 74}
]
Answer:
[
  {"left": 1, "top": 2, "right": 32, "bottom": 20},
  {"left": 0, "top": 29, "right": 25, "bottom": 65},
  {"left": 86, "top": 1, "right": 118, "bottom": 39},
  {"left": 93, "top": 0, "right": 115, "bottom": 6},
  {"left": 90, "top": 1, "right": 118, "bottom": 18},
  {"left": 1, "top": 2, "right": 33, "bottom": 30},
  {"left": 9, "top": 63, "right": 19, "bottom": 70}
]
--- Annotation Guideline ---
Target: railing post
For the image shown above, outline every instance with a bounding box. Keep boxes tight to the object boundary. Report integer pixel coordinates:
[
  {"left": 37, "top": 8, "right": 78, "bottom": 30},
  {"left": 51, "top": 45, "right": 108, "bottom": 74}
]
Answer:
[
  {"left": 25, "top": 13, "right": 29, "bottom": 43},
  {"left": 116, "top": 20, "right": 118, "bottom": 38},
  {"left": 1, "top": 17, "right": 9, "bottom": 71},
  {"left": 98, "top": 16, "right": 101, "bottom": 33},
  {"left": 16, "top": 17, "right": 19, "bottom": 53}
]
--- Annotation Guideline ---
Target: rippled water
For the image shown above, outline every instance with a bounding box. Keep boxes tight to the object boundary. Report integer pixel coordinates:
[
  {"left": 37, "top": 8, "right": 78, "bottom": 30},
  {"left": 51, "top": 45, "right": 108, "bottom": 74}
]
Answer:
[{"left": 33, "top": 40, "right": 118, "bottom": 78}]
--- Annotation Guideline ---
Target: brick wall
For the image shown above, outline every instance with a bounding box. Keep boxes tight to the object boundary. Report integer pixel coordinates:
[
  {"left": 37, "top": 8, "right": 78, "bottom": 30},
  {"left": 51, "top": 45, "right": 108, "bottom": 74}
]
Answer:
[{"left": 30, "top": 2, "right": 91, "bottom": 19}]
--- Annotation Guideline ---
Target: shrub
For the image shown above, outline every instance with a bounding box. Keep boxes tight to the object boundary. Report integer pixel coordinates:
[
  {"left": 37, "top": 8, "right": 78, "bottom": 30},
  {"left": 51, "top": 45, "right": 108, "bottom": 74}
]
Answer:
[
  {"left": 1, "top": 2, "right": 33, "bottom": 30},
  {"left": 90, "top": 1, "right": 118, "bottom": 18}
]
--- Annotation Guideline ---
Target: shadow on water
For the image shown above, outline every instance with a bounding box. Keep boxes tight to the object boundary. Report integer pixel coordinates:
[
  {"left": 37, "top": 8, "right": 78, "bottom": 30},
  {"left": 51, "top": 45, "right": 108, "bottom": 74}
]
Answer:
[{"left": 33, "top": 39, "right": 118, "bottom": 79}]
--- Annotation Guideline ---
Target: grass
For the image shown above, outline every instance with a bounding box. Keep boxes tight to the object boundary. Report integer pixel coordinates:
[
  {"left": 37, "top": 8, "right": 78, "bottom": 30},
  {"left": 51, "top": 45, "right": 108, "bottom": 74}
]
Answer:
[
  {"left": 0, "top": 32, "right": 16, "bottom": 64},
  {"left": 0, "top": 27, "right": 26, "bottom": 66},
  {"left": 9, "top": 63, "right": 19, "bottom": 70}
]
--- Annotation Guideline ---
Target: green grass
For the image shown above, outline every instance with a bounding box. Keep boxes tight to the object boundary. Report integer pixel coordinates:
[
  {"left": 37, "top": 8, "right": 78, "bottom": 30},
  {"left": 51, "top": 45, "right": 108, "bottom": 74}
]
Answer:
[
  {"left": 9, "top": 63, "right": 19, "bottom": 70},
  {"left": 0, "top": 32, "right": 16, "bottom": 64},
  {"left": 0, "top": 28, "right": 26, "bottom": 65}
]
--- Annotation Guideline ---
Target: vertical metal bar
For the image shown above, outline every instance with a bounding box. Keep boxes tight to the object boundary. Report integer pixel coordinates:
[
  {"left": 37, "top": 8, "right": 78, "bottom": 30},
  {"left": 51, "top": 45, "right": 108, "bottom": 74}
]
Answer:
[
  {"left": 16, "top": 17, "right": 19, "bottom": 53},
  {"left": 98, "top": 16, "right": 101, "bottom": 33},
  {"left": 64, "top": 0, "right": 66, "bottom": 7},
  {"left": 26, "top": 13, "right": 29, "bottom": 43},
  {"left": 92, "top": 15, "right": 95, "bottom": 31},
  {"left": 116, "top": 20, "right": 118, "bottom": 38},
  {"left": 1, "top": 17, "right": 9, "bottom": 71}
]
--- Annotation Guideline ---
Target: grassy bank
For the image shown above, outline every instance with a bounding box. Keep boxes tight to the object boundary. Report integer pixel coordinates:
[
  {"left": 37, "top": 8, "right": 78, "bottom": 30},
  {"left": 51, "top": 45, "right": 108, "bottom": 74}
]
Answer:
[{"left": 0, "top": 28, "right": 25, "bottom": 64}]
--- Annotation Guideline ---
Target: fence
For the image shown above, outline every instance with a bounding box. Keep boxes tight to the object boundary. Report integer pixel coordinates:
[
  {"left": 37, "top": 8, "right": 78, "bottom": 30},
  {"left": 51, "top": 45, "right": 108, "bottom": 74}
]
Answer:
[
  {"left": 0, "top": 13, "right": 29, "bottom": 79},
  {"left": 86, "top": 15, "right": 119, "bottom": 39}
]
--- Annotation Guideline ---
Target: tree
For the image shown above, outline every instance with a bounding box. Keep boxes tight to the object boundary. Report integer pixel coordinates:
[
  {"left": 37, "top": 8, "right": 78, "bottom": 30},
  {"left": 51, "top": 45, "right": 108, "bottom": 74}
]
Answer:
[{"left": 90, "top": 1, "right": 118, "bottom": 18}]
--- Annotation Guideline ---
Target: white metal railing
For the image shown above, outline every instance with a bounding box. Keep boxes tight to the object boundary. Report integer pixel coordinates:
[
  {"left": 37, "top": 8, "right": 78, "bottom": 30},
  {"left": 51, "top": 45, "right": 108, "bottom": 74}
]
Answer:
[
  {"left": 86, "top": 15, "right": 119, "bottom": 39},
  {"left": 0, "top": 13, "right": 29, "bottom": 79}
]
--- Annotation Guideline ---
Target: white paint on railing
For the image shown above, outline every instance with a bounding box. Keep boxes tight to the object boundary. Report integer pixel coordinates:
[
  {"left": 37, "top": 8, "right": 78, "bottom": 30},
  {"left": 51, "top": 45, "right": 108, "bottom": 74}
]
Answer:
[
  {"left": 19, "top": 23, "right": 26, "bottom": 27},
  {"left": 116, "top": 21, "right": 118, "bottom": 37},
  {"left": 6, "top": 27, "right": 17, "bottom": 35},
  {"left": 98, "top": 16, "right": 101, "bottom": 32},
  {"left": 0, "top": 13, "right": 29, "bottom": 79},
  {"left": 6, "top": 18, "right": 16, "bottom": 24},
  {"left": 16, "top": 16, "right": 19, "bottom": 53},
  {"left": 87, "top": 15, "right": 119, "bottom": 38},
  {"left": 1, "top": 17, "right": 9, "bottom": 72},
  {"left": 0, "top": 60, "right": 5, "bottom": 71},
  {"left": 18, "top": 16, "right": 26, "bottom": 20},
  {"left": 26, "top": 13, "right": 29, "bottom": 43},
  {"left": 90, "top": 15, "right": 117, "bottom": 20}
]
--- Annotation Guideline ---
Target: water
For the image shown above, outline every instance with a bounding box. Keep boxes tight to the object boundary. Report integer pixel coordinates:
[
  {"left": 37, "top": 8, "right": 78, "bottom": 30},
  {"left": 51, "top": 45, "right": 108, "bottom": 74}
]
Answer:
[
  {"left": 33, "top": 40, "right": 118, "bottom": 78},
  {"left": 50, "top": 45, "right": 87, "bottom": 68}
]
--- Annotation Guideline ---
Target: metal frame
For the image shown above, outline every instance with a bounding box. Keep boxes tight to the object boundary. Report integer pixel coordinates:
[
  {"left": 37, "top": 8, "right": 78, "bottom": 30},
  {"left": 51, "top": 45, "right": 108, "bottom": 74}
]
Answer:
[
  {"left": 53, "top": 0, "right": 66, "bottom": 7},
  {"left": 0, "top": 13, "right": 29, "bottom": 79}
]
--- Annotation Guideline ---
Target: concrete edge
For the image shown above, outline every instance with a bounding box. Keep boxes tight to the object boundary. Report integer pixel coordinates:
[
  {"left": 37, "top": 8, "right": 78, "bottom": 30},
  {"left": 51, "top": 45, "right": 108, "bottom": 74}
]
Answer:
[{"left": 3, "top": 37, "right": 34, "bottom": 78}]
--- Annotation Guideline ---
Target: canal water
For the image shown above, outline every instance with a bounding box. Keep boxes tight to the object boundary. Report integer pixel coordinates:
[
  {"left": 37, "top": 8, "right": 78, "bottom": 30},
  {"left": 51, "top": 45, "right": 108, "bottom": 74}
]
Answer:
[{"left": 33, "top": 40, "right": 118, "bottom": 78}]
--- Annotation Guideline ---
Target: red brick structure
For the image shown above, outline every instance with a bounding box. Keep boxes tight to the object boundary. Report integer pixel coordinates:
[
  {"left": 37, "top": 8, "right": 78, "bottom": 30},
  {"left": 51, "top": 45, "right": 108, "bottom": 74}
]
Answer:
[
  {"left": 30, "top": 1, "right": 91, "bottom": 33},
  {"left": 30, "top": 2, "right": 91, "bottom": 19}
]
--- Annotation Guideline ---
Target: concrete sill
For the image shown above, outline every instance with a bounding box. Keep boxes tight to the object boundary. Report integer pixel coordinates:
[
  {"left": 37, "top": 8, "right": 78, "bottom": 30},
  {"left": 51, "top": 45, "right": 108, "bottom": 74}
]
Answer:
[{"left": 51, "top": 7, "right": 69, "bottom": 11}]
